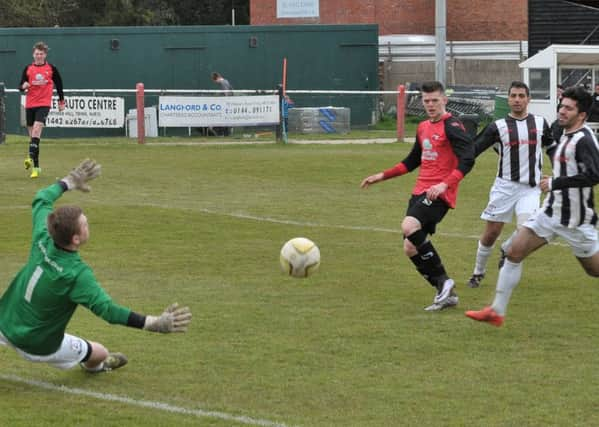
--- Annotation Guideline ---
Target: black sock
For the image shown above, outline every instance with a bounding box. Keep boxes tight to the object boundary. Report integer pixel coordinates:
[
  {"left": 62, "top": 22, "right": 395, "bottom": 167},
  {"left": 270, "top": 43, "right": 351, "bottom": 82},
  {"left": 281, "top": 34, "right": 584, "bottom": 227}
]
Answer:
[
  {"left": 409, "top": 254, "right": 437, "bottom": 288},
  {"left": 414, "top": 241, "right": 448, "bottom": 291},
  {"left": 30, "top": 137, "right": 40, "bottom": 167}
]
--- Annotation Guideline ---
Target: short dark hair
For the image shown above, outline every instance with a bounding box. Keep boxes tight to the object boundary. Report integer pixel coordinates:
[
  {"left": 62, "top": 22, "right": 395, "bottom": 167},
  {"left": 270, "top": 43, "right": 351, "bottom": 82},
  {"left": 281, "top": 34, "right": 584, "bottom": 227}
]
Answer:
[
  {"left": 47, "top": 205, "right": 83, "bottom": 248},
  {"left": 211, "top": 72, "right": 221, "bottom": 81},
  {"left": 420, "top": 81, "right": 445, "bottom": 94},
  {"left": 557, "top": 84, "right": 565, "bottom": 90},
  {"left": 562, "top": 86, "right": 593, "bottom": 116},
  {"left": 33, "top": 41, "right": 48, "bottom": 53},
  {"left": 508, "top": 81, "right": 530, "bottom": 97}
]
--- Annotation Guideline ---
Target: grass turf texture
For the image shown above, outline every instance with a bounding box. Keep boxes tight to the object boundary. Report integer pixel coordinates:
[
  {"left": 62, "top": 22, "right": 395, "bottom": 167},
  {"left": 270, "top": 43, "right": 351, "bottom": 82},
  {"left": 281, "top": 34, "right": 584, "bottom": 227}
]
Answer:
[{"left": 0, "top": 135, "right": 597, "bottom": 426}]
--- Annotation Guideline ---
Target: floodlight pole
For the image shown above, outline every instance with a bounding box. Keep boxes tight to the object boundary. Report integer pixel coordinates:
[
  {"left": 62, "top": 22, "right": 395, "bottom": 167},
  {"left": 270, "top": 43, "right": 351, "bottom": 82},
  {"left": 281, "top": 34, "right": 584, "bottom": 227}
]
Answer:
[{"left": 435, "top": 0, "right": 447, "bottom": 86}]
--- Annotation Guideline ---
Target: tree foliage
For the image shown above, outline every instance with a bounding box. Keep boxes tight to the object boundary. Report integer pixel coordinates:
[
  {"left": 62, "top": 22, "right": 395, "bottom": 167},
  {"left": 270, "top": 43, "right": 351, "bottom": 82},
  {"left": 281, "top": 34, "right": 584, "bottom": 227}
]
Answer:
[{"left": 0, "top": 0, "right": 249, "bottom": 27}]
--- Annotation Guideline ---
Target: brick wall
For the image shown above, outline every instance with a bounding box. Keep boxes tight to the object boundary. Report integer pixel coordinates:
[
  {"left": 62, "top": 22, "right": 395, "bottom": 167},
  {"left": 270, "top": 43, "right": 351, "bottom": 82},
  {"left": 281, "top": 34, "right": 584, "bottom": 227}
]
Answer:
[{"left": 250, "top": 0, "right": 527, "bottom": 40}]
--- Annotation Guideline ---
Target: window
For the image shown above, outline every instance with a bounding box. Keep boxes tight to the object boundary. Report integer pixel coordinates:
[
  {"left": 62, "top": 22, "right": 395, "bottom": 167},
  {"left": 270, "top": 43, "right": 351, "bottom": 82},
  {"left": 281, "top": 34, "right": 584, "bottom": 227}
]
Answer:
[
  {"left": 561, "top": 67, "right": 592, "bottom": 91},
  {"left": 529, "top": 68, "right": 550, "bottom": 100}
]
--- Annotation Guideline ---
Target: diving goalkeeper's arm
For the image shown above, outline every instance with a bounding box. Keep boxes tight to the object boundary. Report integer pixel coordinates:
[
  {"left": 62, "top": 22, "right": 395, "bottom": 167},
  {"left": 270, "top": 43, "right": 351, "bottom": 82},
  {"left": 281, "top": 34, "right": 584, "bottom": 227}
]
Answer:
[
  {"left": 60, "top": 158, "right": 102, "bottom": 192},
  {"left": 125, "top": 303, "right": 192, "bottom": 333},
  {"left": 58, "top": 159, "right": 193, "bottom": 333},
  {"left": 142, "top": 303, "right": 192, "bottom": 333}
]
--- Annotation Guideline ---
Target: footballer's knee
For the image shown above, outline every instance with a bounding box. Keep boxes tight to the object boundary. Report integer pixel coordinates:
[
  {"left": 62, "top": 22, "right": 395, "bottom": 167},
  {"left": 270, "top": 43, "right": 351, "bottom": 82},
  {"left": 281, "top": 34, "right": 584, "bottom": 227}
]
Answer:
[
  {"left": 403, "top": 237, "right": 417, "bottom": 257},
  {"left": 481, "top": 222, "right": 503, "bottom": 246},
  {"left": 85, "top": 341, "right": 109, "bottom": 367},
  {"left": 505, "top": 246, "right": 525, "bottom": 263},
  {"left": 581, "top": 262, "right": 599, "bottom": 277},
  {"left": 31, "top": 122, "right": 44, "bottom": 137},
  {"left": 401, "top": 216, "right": 421, "bottom": 236},
  {"left": 587, "top": 268, "right": 599, "bottom": 278}
]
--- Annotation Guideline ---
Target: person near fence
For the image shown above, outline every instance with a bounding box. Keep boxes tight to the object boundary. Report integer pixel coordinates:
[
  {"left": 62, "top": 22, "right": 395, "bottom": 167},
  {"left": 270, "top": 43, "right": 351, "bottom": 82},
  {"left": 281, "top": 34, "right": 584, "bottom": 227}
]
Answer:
[
  {"left": 467, "top": 81, "right": 555, "bottom": 289},
  {"left": 466, "top": 86, "right": 599, "bottom": 326},
  {"left": 211, "top": 72, "right": 233, "bottom": 136},
  {"left": 283, "top": 94, "right": 295, "bottom": 134},
  {"left": 19, "top": 41, "right": 65, "bottom": 179},
  {"left": 589, "top": 83, "right": 599, "bottom": 123},
  {"left": 0, "top": 159, "right": 192, "bottom": 372},
  {"left": 360, "top": 81, "right": 475, "bottom": 311}
]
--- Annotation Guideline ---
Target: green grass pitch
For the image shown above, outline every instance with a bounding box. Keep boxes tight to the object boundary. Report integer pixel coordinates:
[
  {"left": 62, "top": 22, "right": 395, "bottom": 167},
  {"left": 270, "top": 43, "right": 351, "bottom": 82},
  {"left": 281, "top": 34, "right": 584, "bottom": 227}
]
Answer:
[{"left": 0, "top": 135, "right": 597, "bottom": 426}]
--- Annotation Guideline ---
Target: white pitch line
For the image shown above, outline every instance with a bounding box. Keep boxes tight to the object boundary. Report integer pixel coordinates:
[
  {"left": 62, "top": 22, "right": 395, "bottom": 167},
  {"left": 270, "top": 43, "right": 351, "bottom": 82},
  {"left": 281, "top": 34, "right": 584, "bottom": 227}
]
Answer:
[
  {"left": 0, "top": 203, "right": 569, "bottom": 246},
  {"left": 0, "top": 374, "right": 294, "bottom": 427}
]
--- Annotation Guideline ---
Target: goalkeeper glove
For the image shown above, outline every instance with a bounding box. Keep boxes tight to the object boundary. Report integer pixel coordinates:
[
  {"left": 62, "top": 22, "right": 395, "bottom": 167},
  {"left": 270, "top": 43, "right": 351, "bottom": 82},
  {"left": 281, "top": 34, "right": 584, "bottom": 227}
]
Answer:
[
  {"left": 61, "top": 159, "right": 102, "bottom": 192},
  {"left": 143, "top": 303, "right": 192, "bottom": 333}
]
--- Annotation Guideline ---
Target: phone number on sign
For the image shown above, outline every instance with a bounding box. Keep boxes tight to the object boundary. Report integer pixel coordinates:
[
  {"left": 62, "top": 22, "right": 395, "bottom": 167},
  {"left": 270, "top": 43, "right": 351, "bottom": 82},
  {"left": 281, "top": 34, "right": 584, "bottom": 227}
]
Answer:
[{"left": 47, "top": 117, "right": 119, "bottom": 127}]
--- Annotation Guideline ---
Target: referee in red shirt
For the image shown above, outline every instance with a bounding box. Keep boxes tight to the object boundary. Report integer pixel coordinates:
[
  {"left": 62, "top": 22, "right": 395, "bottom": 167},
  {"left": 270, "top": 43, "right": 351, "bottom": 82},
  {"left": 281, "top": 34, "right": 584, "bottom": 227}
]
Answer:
[
  {"left": 19, "top": 41, "right": 65, "bottom": 179},
  {"left": 361, "top": 81, "right": 475, "bottom": 311}
]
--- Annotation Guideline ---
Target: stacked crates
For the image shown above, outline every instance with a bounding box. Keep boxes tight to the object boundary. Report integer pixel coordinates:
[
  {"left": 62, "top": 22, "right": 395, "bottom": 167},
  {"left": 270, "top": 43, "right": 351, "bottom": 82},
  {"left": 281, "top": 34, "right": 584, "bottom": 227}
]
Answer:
[{"left": 288, "top": 107, "right": 350, "bottom": 134}]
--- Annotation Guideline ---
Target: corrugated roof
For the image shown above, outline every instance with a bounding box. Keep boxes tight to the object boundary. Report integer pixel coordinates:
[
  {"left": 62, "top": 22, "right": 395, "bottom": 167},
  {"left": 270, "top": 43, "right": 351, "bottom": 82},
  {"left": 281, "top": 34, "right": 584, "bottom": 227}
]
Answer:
[{"left": 379, "top": 37, "right": 528, "bottom": 62}]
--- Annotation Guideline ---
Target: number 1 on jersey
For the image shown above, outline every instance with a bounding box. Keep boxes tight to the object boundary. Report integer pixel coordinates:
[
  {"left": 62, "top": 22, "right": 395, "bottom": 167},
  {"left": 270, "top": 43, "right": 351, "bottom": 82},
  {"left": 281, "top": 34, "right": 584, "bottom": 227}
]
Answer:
[{"left": 25, "top": 266, "right": 43, "bottom": 303}]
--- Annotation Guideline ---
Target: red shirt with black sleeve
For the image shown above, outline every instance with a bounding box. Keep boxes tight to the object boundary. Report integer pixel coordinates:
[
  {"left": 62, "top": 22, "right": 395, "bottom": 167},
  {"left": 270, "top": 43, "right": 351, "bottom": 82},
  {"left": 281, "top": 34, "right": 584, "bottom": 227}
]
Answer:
[
  {"left": 382, "top": 112, "right": 475, "bottom": 208},
  {"left": 19, "top": 62, "right": 64, "bottom": 108}
]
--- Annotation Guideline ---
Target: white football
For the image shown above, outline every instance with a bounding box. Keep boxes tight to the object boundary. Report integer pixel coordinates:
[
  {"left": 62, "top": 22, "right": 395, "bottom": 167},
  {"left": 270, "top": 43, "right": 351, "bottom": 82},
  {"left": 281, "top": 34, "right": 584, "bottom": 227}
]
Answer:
[{"left": 279, "top": 237, "right": 320, "bottom": 278}]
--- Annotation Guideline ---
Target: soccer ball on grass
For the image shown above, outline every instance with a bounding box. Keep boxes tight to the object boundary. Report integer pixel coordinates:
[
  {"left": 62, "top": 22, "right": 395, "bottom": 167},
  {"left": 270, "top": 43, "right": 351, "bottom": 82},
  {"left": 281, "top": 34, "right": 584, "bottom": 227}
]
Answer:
[{"left": 279, "top": 237, "right": 320, "bottom": 278}]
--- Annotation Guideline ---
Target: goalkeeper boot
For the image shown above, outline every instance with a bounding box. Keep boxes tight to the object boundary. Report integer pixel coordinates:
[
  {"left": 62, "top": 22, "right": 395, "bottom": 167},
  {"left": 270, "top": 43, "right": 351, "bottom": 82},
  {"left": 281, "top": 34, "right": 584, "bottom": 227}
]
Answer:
[
  {"left": 465, "top": 306, "right": 504, "bottom": 327},
  {"left": 24, "top": 157, "right": 33, "bottom": 170},
  {"left": 102, "top": 352, "right": 128, "bottom": 371},
  {"left": 30, "top": 167, "right": 41, "bottom": 179}
]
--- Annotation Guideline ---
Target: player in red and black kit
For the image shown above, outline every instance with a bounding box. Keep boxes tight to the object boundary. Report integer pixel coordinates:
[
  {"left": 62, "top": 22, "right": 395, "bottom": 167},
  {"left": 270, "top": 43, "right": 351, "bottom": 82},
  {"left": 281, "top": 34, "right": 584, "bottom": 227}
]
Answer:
[
  {"left": 361, "top": 81, "right": 475, "bottom": 311},
  {"left": 19, "top": 41, "right": 65, "bottom": 179}
]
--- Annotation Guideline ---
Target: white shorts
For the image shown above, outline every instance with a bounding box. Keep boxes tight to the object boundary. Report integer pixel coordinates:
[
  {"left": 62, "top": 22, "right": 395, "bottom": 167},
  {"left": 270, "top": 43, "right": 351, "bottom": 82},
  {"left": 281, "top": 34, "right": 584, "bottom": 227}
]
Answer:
[
  {"left": 0, "top": 330, "right": 90, "bottom": 370},
  {"left": 481, "top": 177, "right": 541, "bottom": 223},
  {"left": 523, "top": 210, "right": 599, "bottom": 258}
]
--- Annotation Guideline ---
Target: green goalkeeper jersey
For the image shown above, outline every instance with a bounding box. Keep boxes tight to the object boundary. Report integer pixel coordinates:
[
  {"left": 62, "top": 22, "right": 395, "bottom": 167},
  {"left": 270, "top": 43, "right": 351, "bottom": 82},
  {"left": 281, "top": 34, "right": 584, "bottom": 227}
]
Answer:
[{"left": 0, "top": 183, "right": 131, "bottom": 355}]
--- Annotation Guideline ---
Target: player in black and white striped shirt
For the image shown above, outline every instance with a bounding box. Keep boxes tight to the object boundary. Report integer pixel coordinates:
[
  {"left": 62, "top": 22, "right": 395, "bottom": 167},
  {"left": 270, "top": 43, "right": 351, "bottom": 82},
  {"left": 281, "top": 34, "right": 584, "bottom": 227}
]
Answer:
[
  {"left": 467, "top": 81, "right": 556, "bottom": 289},
  {"left": 466, "top": 86, "right": 599, "bottom": 327}
]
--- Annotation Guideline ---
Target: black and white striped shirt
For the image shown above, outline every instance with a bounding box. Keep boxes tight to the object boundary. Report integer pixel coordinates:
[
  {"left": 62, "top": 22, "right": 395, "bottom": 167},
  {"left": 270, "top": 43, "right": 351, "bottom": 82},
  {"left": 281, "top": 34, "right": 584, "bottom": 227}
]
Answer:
[
  {"left": 475, "top": 114, "right": 554, "bottom": 187},
  {"left": 543, "top": 125, "right": 599, "bottom": 228}
]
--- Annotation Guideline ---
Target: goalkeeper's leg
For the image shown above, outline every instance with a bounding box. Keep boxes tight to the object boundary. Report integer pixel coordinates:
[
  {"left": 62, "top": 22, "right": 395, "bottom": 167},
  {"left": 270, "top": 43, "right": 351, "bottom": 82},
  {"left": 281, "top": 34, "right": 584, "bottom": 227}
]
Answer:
[{"left": 81, "top": 341, "right": 128, "bottom": 372}]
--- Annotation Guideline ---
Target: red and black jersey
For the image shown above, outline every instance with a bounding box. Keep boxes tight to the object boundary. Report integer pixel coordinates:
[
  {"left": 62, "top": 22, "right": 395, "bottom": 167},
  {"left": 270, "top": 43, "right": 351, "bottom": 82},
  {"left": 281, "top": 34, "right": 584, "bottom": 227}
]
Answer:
[
  {"left": 19, "top": 62, "right": 64, "bottom": 108},
  {"left": 383, "top": 113, "right": 475, "bottom": 208}
]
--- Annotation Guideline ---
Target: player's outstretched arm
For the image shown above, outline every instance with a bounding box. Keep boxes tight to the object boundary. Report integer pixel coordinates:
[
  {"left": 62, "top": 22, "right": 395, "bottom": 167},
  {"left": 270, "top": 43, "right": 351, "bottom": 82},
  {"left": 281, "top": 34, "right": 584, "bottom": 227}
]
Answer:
[
  {"left": 61, "top": 159, "right": 102, "bottom": 192},
  {"left": 360, "top": 172, "right": 384, "bottom": 188},
  {"left": 143, "top": 303, "right": 192, "bottom": 333}
]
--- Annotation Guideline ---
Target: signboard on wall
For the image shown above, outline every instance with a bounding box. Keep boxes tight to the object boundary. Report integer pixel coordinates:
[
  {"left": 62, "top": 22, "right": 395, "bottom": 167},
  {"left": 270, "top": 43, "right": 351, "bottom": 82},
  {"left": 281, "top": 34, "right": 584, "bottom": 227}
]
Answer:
[
  {"left": 277, "top": 0, "right": 319, "bottom": 18},
  {"left": 158, "top": 95, "right": 280, "bottom": 127},
  {"left": 22, "top": 95, "right": 125, "bottom": 128}
]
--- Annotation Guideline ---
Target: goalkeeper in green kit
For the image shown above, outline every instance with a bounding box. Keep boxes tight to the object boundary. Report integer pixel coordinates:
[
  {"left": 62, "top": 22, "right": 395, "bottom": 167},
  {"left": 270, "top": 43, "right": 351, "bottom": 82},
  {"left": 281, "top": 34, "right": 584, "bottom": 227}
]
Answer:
[{"left": 0, "top": 159, "right": 192, "bottom": 372}]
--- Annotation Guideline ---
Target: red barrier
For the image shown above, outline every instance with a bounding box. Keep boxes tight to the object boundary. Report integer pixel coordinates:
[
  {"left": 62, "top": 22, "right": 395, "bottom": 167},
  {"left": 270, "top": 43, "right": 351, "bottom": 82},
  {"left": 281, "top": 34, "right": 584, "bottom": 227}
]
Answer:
[
  {"left": 136, "top": 82, "right": 145, "bottom": 144},
  {"left": 396, "top": 84, "right": 406, "bottom": 142}
]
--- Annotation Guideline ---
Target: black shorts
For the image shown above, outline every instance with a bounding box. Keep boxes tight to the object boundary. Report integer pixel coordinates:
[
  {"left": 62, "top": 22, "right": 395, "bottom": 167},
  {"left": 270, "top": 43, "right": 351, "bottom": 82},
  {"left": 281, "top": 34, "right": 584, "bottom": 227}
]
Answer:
[
  {"left": 26, "top": 107, "right": 51, "bottom": 127},
  {"left": 405, "top": 193, "right": 450, "bottom": 235}
]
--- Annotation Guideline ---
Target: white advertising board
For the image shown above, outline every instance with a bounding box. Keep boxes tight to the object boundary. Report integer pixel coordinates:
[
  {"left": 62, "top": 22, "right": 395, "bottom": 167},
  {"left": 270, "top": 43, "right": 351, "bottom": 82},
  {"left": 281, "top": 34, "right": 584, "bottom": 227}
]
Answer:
[
  {"left": 21, "top": 96, "right": 125, "bottom": 128},
  {"left": 158, "top": 95, "right": 280, "bottom": 127}
]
